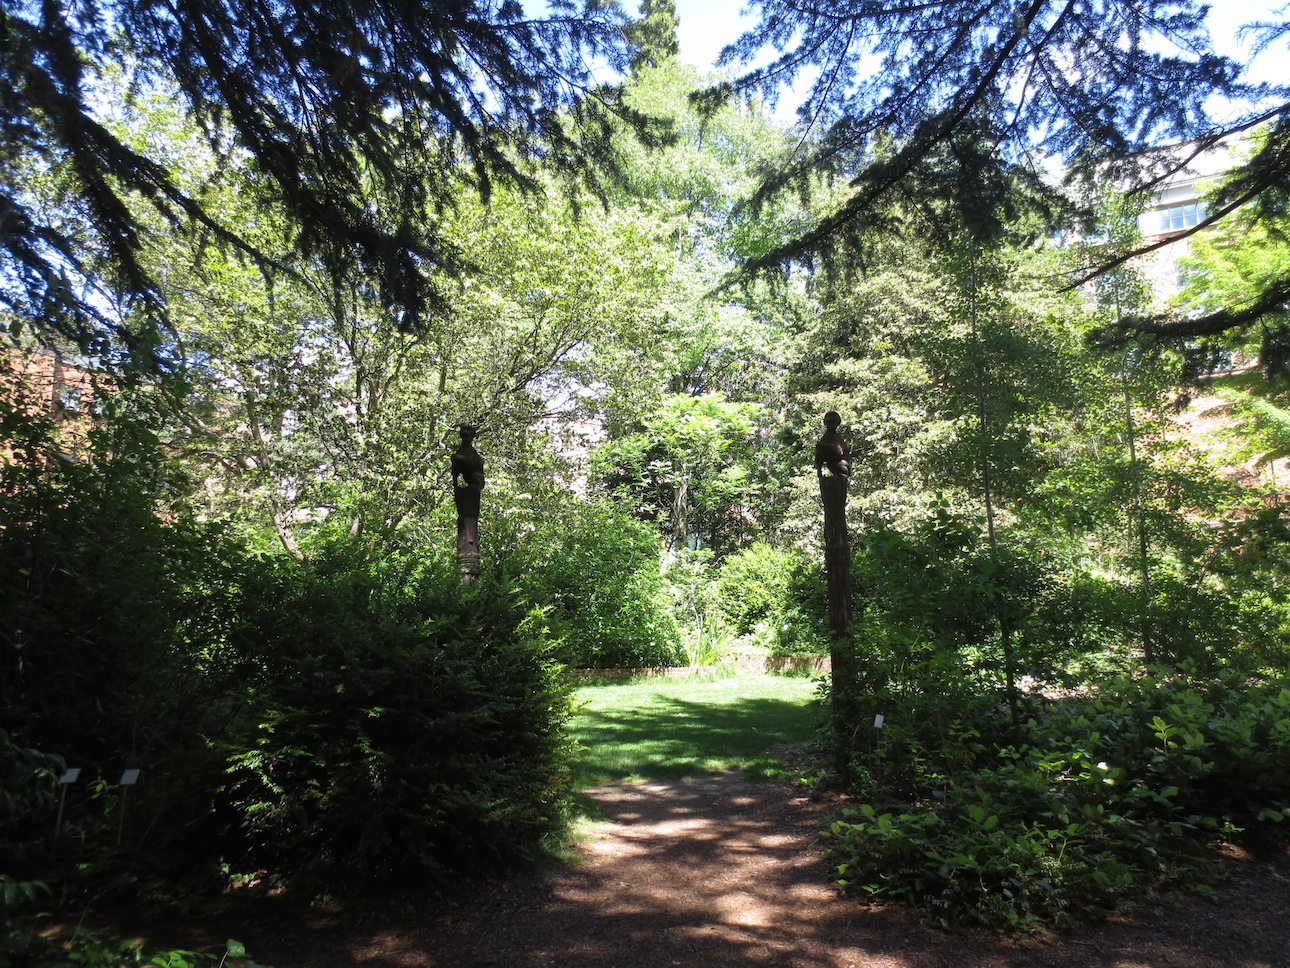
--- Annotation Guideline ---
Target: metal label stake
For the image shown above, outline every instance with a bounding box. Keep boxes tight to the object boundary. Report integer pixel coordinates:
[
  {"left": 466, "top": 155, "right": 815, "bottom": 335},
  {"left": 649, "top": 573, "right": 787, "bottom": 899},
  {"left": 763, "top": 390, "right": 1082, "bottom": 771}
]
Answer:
[
  {"left": 117, "top": 769, "right": 141, "bottom": 846},
  {"left": 53, "top": 767, "right": 81, "bottom": 848}
]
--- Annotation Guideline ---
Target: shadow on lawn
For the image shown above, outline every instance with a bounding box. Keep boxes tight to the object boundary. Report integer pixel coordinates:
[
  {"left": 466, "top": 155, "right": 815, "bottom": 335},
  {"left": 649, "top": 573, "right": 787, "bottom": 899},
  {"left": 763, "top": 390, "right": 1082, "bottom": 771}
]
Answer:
[{"left": 568, "top": 693, "right": 823, "bottom": 789}]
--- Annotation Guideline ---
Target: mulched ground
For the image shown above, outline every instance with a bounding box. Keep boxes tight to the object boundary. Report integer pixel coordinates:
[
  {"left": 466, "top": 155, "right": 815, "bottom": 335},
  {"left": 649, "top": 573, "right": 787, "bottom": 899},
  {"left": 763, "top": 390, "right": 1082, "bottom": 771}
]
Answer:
[{"left": 106, "top": 769, "right": 1290, "bottom": 968}]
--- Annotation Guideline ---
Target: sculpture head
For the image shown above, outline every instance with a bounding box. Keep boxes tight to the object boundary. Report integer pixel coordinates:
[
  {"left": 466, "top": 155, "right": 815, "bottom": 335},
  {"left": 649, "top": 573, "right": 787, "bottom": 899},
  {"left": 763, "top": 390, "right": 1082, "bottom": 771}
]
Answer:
[{"left": 823, "top": 410, "right": 841, "bottom": 431}]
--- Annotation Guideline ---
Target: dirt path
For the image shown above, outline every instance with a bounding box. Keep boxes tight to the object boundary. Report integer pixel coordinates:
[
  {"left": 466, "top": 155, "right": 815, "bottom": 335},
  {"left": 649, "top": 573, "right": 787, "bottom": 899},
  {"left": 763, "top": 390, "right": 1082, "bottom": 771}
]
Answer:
[{"left": 126, "top": 772, "right": 1289, "bottom": 967}]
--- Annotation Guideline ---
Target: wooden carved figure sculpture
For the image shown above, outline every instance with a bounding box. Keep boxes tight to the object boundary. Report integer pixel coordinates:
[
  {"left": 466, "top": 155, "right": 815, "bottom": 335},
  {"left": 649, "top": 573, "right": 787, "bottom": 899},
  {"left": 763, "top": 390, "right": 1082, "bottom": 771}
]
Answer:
[
  {"left": 815, "top": 410, "right": 858, "bottom": 775},
  {"left": 451, "top": 424, "right": 486, "bottom": 583},
  {"left": 814, "top": 410, "right": 851, "bottom": 559}
]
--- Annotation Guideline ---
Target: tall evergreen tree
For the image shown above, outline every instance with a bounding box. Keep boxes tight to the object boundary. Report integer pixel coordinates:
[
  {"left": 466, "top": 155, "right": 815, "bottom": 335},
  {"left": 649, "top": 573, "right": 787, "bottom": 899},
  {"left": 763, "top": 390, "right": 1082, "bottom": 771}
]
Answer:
[
  {"left": 628, "top": 0, "right": 680, "bottom": 72},
  {"left": 711, "top": 0, "right": 1288, "bottom": 357},
  {"left": 0, "top": 0, "right": 665, "bottom": 360},
  {"left": 1102, "top": 116, "right": 1290, "bottom": 374}
]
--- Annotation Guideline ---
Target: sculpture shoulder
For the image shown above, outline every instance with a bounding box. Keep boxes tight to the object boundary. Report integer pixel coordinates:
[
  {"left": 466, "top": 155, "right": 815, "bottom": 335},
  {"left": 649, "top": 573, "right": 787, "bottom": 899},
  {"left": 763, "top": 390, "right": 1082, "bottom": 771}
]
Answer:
[
  {"left": 452, "top": 445, "right": 482, "bottom": 468},
  {"left": 815, "top": 431, "right": 849, "bottom": 459}
]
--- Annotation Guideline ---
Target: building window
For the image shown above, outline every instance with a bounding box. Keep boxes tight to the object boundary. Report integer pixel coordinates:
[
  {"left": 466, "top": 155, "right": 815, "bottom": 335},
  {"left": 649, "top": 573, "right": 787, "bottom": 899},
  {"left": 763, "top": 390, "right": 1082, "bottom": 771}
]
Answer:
[
  {"left": 56, "top": 386, "right": 82, "bottom": 413},
  {"left": 1158, "top": 202, "right": 1204, "bottom": 233}
]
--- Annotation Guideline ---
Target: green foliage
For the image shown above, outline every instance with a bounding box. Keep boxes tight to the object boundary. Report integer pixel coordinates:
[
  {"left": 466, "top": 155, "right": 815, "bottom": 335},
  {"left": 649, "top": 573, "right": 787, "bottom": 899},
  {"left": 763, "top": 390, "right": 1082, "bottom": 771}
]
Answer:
[
  {"left": 627, "top": 0, "right": 679, "bottom": 72},
  {"left": 1, "top": 731, "right": 59, "bottom": 963},
  {"left": 1, "top": 729, "right": 59, "bottom": 836},
  {"left": 722, "top": 0, "right": 1250, "bottom": 284},
  {"left": 594, "top": 392, "right": 771, "bottom": 554},
  {"left": 1173, "top": 126, "right": 1290, "bottom": 375},
  {"left": 715, "top": 542, "right": 795, "bottom": 635},
  {"left": 612, "top": 53, "right": 804, "bottom": 342},
  {"left": 1050, "top": 666, "right": 1290, "bottom": 835},
  {"left": 2, "top": 366, "right": 585, "bottom": 899},
  {"left": 715, "top": 543, "right": 830, "bottom": 657},
  {"left": 1207, "top": 375, "right": 1290, "bottom": 474},
  {"left": 2, "top": 931, "right": 268, "bottom": 968},
  {"left": 659, "top": 549, "right": 734, "bottom": 665},
  {"left": 848, "top": 511, "right": 1070, "bottom": 696},
  {"left": 4, "top": 5, "right": 1289, "bottom": 940},
  {"left": 1, "top": 375, "right": 262, "bottom": 888},
  {"left": 824, "top": 666, "right": 1290, "bottom": 933},
  {"left": 823, "top": 770, "right": 1139, "bottom": 933},
  {"left": 222, "top": 550, "right": 575, "bottom": 893},
  {"left": 826, "top": 500, "right": 1290, "bottom": 932},
  {"left": 5, "top": 0, "right": 658, "bottom": 346},
  {"left": 0, "top": 734, "right": 269, "bottom": 968},
  {"left": 503, "top": 503, "right": 682, "bottom": 669}
]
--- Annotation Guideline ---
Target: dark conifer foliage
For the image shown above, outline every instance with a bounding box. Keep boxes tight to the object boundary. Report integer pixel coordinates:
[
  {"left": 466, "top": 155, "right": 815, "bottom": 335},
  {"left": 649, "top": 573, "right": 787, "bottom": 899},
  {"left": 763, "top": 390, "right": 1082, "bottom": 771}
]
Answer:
[
  {"left": 711, "top": 0, "right": 1290, "bottom": 363},
  {"left": 0, "top": 0, "right": 663, "bottom": 356},
  {"left": 710, "top": 1, "right": 1257, "bottom": 259},
  {"left": 1093, "top": 108, "right": 1290, "bottom": 371}
]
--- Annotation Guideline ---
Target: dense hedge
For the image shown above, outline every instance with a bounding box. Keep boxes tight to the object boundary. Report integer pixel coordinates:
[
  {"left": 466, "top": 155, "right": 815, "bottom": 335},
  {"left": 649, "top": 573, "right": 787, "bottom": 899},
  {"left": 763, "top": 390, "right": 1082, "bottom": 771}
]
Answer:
[
  {"left": 222, "top": 555, "right": 574, "bottom": 891},
  {"left": 2, "top": 416, "right": 576, "bottom": 898}
]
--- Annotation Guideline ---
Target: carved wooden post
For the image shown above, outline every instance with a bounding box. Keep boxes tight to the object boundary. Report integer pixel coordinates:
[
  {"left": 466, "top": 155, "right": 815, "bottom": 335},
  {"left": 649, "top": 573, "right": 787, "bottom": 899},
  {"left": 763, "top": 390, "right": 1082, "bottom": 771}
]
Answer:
[
  {"left": 451, "top": 424, "right": 485, "bottom": 584},
  {"left": 815, "top": 411, "right": 858, "bottom": 776}
]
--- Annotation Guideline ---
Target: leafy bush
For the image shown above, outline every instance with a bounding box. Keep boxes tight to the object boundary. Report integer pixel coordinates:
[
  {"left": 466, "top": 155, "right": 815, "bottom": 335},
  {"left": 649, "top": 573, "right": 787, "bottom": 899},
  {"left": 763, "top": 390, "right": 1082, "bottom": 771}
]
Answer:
[
  {"left": 2, "top": 388, "right": 584, "bottom": 898},
  {"left": 1, "top": 731, "right": 59, "bottom": 965},
  {"left": 714, "top": 542, "right": 831, "bottom": 657},
  {"left": 823, "top": 666, "right": 1290, "bottom": 933},
  {"left": 503, "top": 503, "right": 682, "bottom": 668},
  {"left": 852, "top": 512, "right": 999, "bottom": 652},
  {"left": 1052, "top": 665, "right": 1290, "bottom": 835},
  {"left": 820, "top": 509, "right": 1290, "bottom": 932},
  {"left": 1, "top": 729, "right": 60, "bottom": 843},
  {"left": 661, "top": 549, "right": 737, "bottom": 665},
  {"left": 221, "top": 551, "right": 575, "bottom": 893},
  {"left": 825, "top": 798, "right": 1136, "bottom": 933},
  {"left": 0, "top": 733, "right": 263, "bottom": 967},
  {"left": 1143, "top": 572, "right": 1290, "bottom": 673},
  {"left": 4, "top": 929, "right": 268, "bottom": 968},
  {"left": 716, "top": 542, "right": 797, "bottom": 635},
  {"left": 1, "top": 389, "right": 264, "bottom": 890}
]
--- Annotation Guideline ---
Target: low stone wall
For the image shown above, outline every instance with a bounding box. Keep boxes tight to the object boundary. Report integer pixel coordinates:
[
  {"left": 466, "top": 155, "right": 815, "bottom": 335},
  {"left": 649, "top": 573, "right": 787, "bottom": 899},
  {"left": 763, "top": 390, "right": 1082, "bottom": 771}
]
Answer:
[{"left": 575, "top": 655, "right": 831, "bottom": 679}]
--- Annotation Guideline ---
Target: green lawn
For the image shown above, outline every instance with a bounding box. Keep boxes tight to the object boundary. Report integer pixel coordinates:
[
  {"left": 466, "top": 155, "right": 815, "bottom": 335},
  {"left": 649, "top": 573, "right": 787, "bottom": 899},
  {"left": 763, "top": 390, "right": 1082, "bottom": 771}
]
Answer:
[{"left": 567, "top": 672, "right": 824, "bottom": 789}]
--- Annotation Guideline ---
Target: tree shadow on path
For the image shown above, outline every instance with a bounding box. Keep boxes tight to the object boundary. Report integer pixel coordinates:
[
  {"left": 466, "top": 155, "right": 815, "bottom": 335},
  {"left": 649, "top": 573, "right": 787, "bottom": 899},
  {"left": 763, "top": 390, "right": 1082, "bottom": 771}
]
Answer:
[{"left": 134, "top": 771, "right": 1290, "bottom": 968}]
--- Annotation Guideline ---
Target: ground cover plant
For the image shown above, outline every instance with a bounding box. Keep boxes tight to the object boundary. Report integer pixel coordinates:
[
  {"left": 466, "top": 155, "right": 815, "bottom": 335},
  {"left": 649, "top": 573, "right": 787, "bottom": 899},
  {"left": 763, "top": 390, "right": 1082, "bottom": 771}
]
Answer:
[
  {"left": 568, "top": 672, "right": 822, "bottom": 789},
  {"left": 822, "top": 662, "right": 1290, "bottom": 934}
]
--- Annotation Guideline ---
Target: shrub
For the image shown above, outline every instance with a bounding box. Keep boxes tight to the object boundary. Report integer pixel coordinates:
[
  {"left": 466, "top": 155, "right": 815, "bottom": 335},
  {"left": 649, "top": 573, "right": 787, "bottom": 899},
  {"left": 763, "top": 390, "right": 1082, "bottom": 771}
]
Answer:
[
  {"left": 0, "top": 393, "right": 267, "bottom": 890},
  {"left": 823, "top": 666, "right": 1290, "bottom": 933},
  {"left": 1, "top": 731, "right": 60, "bottom": 963},
  {"left": 716, "top": 542, "right": 797, "bottom": 635},
  {"left": 660, "top": 549, "right": 738, "bottom": 665},
  {"left": 221, "top": 552, "right": 575, "bottom": 893},
  {"left": 824, "top": 798, "right": 1136, "bottom": 933},
  {"left": 503, "top": 503, "right": 682, "bottom": 668},
  {"left": 712, "top": 542, "right": 833, "bottom": 657},
  {"left": 1050, "top": 665, "right": 1290, "bottom": 836}
]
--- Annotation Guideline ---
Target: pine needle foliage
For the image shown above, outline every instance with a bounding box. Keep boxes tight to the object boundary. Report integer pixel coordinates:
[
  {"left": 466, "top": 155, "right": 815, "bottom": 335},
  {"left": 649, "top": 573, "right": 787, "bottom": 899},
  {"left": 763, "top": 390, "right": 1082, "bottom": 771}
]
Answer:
[{"left": 1, "top": 0, "right": 668, "bottom": 356}]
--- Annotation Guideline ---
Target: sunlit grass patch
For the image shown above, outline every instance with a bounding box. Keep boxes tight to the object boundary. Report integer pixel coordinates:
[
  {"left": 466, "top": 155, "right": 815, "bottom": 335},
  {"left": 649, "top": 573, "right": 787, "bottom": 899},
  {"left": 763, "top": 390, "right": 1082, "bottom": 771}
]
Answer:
[{"left": 568, "top": 672, "right": 823, "bottom": 790}]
